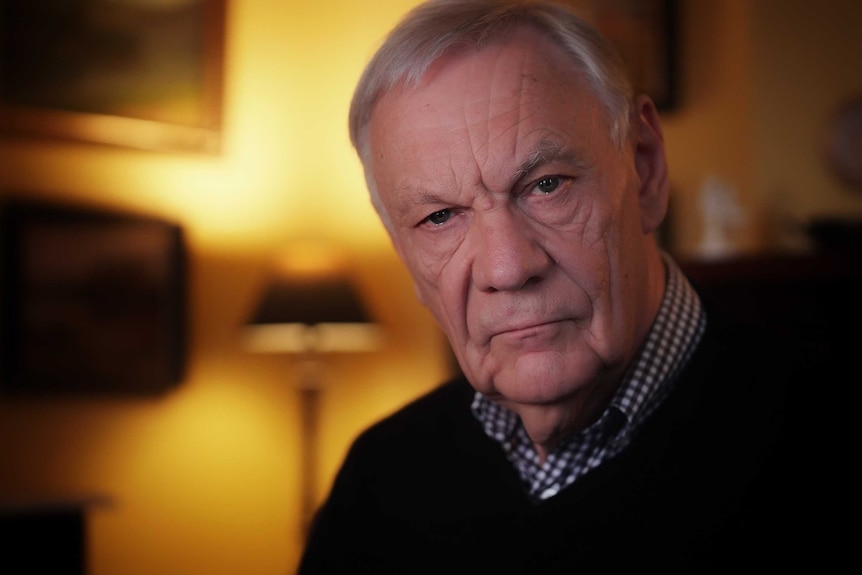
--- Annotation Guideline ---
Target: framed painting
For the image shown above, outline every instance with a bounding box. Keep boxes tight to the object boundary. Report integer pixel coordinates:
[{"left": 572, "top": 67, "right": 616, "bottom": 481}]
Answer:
[
  {"left": 0, "top": 199, "right": 187, "bottom": 396},
  {"left": 0, "top": 0, "right": 226, "bottom": 154},
  {"left": 561, "top": 0, "right": 677, "bottom": 110}
]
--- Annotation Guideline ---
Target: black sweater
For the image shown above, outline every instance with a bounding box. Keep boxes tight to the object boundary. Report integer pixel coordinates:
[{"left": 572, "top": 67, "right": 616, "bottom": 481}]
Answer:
[{"left": 298, "top": 313, "right": 850, "bottom": 574}]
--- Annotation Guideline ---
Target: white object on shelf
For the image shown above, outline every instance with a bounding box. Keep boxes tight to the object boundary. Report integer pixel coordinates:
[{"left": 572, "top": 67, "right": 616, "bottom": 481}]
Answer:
[{"left": 697, "top": 175, "right": 747, "bottom": 259}]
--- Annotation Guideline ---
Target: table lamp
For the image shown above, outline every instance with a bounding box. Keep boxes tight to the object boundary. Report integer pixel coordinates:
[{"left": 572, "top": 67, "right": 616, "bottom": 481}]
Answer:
[{"left": 243, "top": 272, "right": 381, "bottom": 536}]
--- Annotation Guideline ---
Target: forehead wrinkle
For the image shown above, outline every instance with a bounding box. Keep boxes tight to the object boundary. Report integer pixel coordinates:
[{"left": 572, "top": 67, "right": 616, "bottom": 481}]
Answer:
[
  {"left": 480, "top": 50, "right": 562, "bottom": 192},
  {"left": 462, "top": 94, "right": 493, "bottom": 192},
  {"left": 494, "top": 67, "right": 532, "bottom": 186},
  {"left": 460, "top": 46, "right": 530, "bottom": 195}
]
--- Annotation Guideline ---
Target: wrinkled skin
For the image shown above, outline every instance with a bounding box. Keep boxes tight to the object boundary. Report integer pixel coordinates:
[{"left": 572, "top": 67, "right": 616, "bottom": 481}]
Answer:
[{"left": 367, "top": 27, "right": 670, "bottom": 458}]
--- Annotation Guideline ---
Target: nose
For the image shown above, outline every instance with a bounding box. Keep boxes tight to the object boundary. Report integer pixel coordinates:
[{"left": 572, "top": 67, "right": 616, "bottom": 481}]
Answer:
[{"left": 470, "top": 207, "right": 552, "bottom": 293}]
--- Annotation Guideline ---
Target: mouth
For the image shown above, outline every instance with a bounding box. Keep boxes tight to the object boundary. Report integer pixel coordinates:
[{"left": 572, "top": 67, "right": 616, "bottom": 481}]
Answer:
[{"left": 492, "top": 319, "right": 566, "bottom": 341}]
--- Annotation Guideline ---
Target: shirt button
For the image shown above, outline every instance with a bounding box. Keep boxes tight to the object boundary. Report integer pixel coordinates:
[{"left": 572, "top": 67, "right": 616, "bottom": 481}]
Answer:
[{"left": 540, "top": 485, "right": 560, "bottom": 499}]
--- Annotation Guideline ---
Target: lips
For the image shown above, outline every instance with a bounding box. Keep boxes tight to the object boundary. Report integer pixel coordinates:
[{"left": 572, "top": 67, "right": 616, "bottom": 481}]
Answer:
[
  {"left": 497, "top": 319, "right": 559, "bottom": 336},
  {"left": 488, "top": 318, "right": 569, "bottom": 345}
]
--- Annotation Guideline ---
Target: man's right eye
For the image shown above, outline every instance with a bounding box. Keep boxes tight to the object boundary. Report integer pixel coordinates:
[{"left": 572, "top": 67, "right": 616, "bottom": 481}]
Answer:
[{"left": 423, "top": 209, "right": 452, "bottom": 226}]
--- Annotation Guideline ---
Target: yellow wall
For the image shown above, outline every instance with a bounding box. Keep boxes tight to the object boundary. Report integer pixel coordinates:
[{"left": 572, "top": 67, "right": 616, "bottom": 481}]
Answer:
[
  {"left": 0, "top": 2, "right": 447, "bottom": 574},
  {"left": 751, "top": 0, "right": 862, "bottom": 246},
  {"left": 1, "top": 1, "right": 860, "bottom": 574}
]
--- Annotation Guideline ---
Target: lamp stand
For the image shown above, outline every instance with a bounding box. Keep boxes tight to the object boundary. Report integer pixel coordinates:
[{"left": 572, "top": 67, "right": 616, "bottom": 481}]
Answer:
[{"left": 297, "top": 356, "right": 324, "bottom": 538}]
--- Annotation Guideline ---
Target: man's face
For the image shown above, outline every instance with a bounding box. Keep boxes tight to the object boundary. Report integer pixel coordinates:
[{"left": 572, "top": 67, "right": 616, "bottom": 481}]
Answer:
[{"left": 367, "top": 28, "right": 666, "bottom": 444}]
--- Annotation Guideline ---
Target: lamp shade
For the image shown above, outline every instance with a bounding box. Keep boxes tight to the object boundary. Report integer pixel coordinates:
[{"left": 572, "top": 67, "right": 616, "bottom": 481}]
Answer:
[
  {"left": 248, "top": 276, "right": 370, "bottom": 326},
  {"left": 243, "top": 275, "right": 381, "bottom": 353}
]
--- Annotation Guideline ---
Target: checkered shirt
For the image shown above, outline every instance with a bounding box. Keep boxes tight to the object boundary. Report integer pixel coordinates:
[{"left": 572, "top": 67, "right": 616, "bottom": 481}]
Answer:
[{"left": 471, "top": 254, "right": 707, "bottom": 500}]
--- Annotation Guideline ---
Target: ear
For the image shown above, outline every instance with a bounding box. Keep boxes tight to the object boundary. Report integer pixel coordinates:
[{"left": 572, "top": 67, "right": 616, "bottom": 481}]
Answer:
[{"left": 632, "top": 95, "right": 670, "bottom": 235}]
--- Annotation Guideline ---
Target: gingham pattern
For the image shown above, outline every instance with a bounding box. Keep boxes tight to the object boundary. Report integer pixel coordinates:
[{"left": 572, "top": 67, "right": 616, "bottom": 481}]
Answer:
[{"left": 471, "top": 254, "right": 707, "bottom": 500}]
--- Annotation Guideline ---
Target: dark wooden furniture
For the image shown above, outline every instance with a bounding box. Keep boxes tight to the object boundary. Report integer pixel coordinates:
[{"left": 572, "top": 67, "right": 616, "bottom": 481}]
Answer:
[
  {"left": 679, "top": 249, "right": 862, "bottom": 358},
  {"left": 0, "top": 497, "right": 109, "bottom": 575}
]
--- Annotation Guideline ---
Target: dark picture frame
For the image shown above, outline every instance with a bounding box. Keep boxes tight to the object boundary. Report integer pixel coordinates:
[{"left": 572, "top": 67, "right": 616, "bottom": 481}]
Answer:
[
  {"left": 0, "top": 0, "right": 226, "bottom": 154},
  {"left": 0, "top": 199, "right": 187, "bottom": 396},
  {"left": 562, "top": 0, "right": 677, "bottom": 110}
]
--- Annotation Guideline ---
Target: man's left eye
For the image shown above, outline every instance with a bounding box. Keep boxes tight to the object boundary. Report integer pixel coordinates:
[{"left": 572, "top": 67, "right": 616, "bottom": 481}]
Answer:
[
  {"left": 424, "top": 209, "right": 452, "bottom": 226},
  {"left": 534, "top": 177, "right": 560, "bottom": 194}
]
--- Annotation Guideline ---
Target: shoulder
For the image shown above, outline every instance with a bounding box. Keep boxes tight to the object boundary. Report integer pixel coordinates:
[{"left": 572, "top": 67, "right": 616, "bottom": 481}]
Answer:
[
  {"left": 671, "top": 301, "right": 849, "bottom": 513},
  {"left": 339, "top": 375, "right": 518, "bottom": 490},
  {"left": 703, "top": 302, "right": 842, "bottom": 408},
  {"left": 685, "top": 300, "right": 833, "bottom": 393},
  {"left": 352, "top": 375, "right": 477, "bottom": 449},
  {"left": 675, "top": 305, "right": 831, "bottom": 432},
  {"left": 323, "top": 375, "right": 520, "bottom": 513},
  {"left": 331, "top": 375, "right": 491, "bottom": 486},
  {"left": 646, "top": 302, "right": 840, "bottom": 500}
]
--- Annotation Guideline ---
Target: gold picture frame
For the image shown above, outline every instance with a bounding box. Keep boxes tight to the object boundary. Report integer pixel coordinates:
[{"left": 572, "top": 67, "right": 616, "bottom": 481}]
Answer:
[{"left": 0, "top": 0, "right": 226, "bottom": 154}]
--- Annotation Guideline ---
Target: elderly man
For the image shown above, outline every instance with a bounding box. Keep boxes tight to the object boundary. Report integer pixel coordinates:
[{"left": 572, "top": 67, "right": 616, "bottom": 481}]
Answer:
[{"left": 298, "top": 1, "right": 841, "bottom": 573}]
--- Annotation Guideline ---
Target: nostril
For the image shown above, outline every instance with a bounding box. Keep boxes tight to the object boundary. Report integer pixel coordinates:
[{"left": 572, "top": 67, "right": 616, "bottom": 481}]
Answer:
[{"left": 524, "top": 275, "right": 543, "bottom": 288}]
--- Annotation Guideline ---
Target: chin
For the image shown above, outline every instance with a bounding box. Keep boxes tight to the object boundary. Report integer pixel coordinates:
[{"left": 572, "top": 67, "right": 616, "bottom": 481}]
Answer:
[{"left": 482, "top": 349, "right": 602, "bottom": 407}]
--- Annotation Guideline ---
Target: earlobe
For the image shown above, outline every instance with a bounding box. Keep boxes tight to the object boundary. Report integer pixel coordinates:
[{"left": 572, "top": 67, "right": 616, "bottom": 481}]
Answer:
[{"left": 633, "top": 95, "right": 670, "bottom": 234}]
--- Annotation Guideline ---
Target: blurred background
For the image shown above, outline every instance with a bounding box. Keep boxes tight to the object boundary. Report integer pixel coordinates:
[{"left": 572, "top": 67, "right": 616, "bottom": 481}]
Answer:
[{"left": 0, "top": 1, "right": 860, "bottom": 574}]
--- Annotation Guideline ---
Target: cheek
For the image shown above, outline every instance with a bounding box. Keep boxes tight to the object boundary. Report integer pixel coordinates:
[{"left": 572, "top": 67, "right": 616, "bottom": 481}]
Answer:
[
  {"left": 396, "top": 228, "right": 466, "bottom": 304},
  {"left": 404, "top": 252, "right": 469, "bottom": 335},
  {"left": 431, "top": 272, "right": 468, "bottom": 334},
  {"left": 399, "top": 250, "right": 456, "bottom": 316}
]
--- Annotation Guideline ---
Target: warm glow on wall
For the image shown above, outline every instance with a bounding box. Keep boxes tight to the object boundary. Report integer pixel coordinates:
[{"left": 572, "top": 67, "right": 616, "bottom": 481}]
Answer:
[
  {"left": 86, "top": 362, "right": 306, "bottom": 575},
  {"left": 0, "top": 0, "right": 405, "bottom": 257},
  {"left": 271, "top": 241, "right": 351, "bottom": 277},
  {"left": 0, "top": 4, "right": 435, "bottom": 573}
]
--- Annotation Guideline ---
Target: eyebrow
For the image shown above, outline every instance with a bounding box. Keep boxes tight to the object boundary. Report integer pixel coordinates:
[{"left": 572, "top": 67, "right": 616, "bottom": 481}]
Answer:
[
  {"left": 512, "top": 138, "right": 586, "bottom": 183},
  {"left": 392, "top": 184, "right": 446, "bottom": 207},
  {"left": 389, "top": 184, "right": 447, "bottom": 223},
  {"left": 515, "top": 138, "right": 560, "bottom": 178}
]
